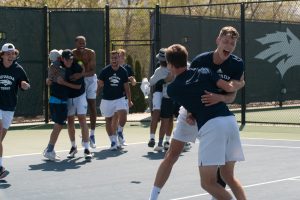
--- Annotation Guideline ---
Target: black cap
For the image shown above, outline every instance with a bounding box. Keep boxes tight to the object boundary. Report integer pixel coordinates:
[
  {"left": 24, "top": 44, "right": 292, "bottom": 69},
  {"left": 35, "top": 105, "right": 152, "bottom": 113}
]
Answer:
[{"left": 61, "top": 49, "right": 74, "bottom": 60}]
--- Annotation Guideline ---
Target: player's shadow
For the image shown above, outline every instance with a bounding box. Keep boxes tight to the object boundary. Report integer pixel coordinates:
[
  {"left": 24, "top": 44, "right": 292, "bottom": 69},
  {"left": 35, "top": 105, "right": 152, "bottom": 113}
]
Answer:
[
  {"left": 28, "top": 157, "right": 89, "bottom": 172},
  {"left": 0, "top": 180, "right": 11, "bottom": 189},
  {"left": 142, "top": 151, "right": 166, "bottom": 160},
  {"left": 93, "top": 148, "right": 128, "bottom": 160}
]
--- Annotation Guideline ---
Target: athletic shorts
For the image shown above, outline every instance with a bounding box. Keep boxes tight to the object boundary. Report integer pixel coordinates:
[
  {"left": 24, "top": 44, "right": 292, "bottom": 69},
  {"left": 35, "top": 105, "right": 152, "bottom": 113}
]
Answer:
[
  {"left": 0, "top": 110, "right": 14, "bottom": 129},
  {"left": 172, "top": 107, "right": 198, "bottom": 143},
  {"left": 198, "top": 115, "right": 245, "bottom": 166},
  {"left": 160, "top": 98, "right": 174, "bottom": 118},
  {"left": 50, "top": 103, "right": 68, "bottom": 125},
  {"left": 152, "top": 92, "right": 162, "bottom": 111},
  {"left": 67, "top": 93, "right": 88, "bottom": 116},
  {"left": 100, "top": 97, "right": 127, "bottom": 117},
  {"left": 84, "top": 74, "right": 97, "bottom": 99}
]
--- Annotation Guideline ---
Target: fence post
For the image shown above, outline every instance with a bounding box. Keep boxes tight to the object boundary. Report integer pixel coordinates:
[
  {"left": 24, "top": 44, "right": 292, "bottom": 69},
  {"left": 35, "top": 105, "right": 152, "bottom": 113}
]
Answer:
[
  {"left": 240, "top": 3, "right": 246, "bottom": 126},
  {"left": 44, "top": 5, "right": 49, "bottom": 124},
  {"left": 155, "top": 4, "right": 160, "bottom": 54},
  {"left": 105, "top": 4, "right": 110, "bottom": 65}
]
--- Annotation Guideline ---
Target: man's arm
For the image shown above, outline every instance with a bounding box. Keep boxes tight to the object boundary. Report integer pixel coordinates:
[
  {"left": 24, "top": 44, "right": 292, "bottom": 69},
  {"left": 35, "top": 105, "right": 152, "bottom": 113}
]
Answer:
[
  {"left": 57, "top": 76, "right": 81, "bottom": 90},
  {"left": 97, "top": 79, "right": 104, "bottom": 96},
  {"left": 202, "top": 74, "right": 245, "bottom": 106},
  {"left": 84, "top": 50, "right": 96, "bottom": 76},
  {"left": 124, "top": 82, "right": 133, "bottom": 108},
  {"left": 128, "top": 76, "right": 137, "bottom": 86}
]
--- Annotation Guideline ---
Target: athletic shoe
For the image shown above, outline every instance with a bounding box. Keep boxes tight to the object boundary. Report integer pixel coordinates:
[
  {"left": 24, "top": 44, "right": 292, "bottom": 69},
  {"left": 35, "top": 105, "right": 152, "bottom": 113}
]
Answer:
[
  {"left": 89, "top": 135, "right": 96, "bottom": 149},
  {"left": 163, "top": 141, "right": 170, "bottom": 151},
  {"left": 110, "top": 141, "right": 118, "bottom": 151},
  {"left": 148, "top": 138, "right": 155, "bottom": 147},
  {"left": 0, "top": 167, "right": 9, "bottom": 179},
  {"left": 43, "top": 149, "right": 60, "bottom": 161},
  {"left": 183, "top": 142, "right": 192, "bottom": 151},
  {"left": 118, "top": 136, "right": 126, "bottom": 146},
  {"left": 154, "top": 145, "right": 163, "bottom": 151},
  {"left": 84, "top": 149, "right": 93, "bottom": 160},
  {"left": 67, "top": 146, "right": 78, "bottom": 158}
]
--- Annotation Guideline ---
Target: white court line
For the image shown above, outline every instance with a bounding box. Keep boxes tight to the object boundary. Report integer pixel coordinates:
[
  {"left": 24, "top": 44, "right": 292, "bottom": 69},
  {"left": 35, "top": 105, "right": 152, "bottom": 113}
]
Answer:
[
  {"left": 4, "top": 138, "right": 300, "bottom": 158},
  {"left": 170, "top": 176, "right": 300, "bottom": 200},
  {"left": 243, "top": 144, "right": 300, "bottom": 149},
  {"left": 3, "top": 141, "right": 148, "bottom": 158},
  {"left": 243, "top": 137, "right": 300, "bottom": 142}
]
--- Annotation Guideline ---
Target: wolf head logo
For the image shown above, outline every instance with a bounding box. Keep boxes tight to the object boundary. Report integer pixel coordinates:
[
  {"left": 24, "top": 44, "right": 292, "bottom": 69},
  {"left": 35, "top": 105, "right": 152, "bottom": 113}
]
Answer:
[{"left": 254, "top": 28, "right": 300, "bottom": 78}]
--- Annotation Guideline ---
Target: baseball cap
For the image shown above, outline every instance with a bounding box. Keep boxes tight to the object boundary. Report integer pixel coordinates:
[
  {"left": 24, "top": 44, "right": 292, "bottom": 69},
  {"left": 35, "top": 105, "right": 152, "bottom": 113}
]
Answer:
[
  {"left": 156, "top": 48, "right": 166, "bottom": 61},
  {"left": 61, "top": 49, "right": 74, "bottom": 60},
  {"left": 49, "top": 49, "right": 62, "bottom": 62},
  {"left": 1, "top": 43, "right": 15, "bottom": 52}
]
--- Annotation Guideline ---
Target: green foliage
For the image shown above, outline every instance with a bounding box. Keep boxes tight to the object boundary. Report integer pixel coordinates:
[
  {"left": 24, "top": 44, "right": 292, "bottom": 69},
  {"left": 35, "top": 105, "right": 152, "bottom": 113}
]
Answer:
[{"left": 130, "top": 59, "right": 147, "bottom": 113}]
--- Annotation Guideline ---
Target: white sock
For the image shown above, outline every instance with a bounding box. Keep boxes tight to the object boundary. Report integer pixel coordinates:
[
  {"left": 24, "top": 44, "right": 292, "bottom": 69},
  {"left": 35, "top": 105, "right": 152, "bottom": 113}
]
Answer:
[
  {"left": 149, "top": 186, "right": 161, "bottom": 200},
  {"left": 71, "top": 141, "right": 76, "bottom": 148},
  {"left": 150, "top": 133, "right": 155, "bottom": 140},
  {"left": 109, "top": 135, "right": 114, "bottom": 142},
  {"left": 90, "top": 129, "right": 95, "bottom": 136},
  {"left": 165, "top": 136, "right": 170, "bottom": 142},
  {"left": 83, "top": 142, "right": 89, "bottom": 149},
  {"left": 0, "top": 157, "right": 2, "bottom": 167},
  {"left": 117, "top": 125, "right": 123, "bottom": 132}
]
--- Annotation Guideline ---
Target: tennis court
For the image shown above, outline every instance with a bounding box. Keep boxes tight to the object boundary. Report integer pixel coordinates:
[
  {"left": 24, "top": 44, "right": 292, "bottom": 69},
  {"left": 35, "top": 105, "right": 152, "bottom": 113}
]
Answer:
[{"left": 0, "top": 120, "right": 299, "bottom": 200}]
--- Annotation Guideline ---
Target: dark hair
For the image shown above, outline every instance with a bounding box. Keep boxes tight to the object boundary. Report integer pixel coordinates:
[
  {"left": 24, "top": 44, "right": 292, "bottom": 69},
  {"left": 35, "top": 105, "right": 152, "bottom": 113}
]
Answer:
[{"left": 165, "top": 44, "right": 188, "bottom": 68}]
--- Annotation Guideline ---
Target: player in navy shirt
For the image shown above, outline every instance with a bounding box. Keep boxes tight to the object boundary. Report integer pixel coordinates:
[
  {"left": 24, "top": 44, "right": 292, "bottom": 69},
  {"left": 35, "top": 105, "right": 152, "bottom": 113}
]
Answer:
[
  {"left": 150, "top": 27, "right": 246, "bottom": 200},
  {"left": 149, "top": 44, "right": 246, "bottom": 200},
  {"left": 0, "top": 43, "right": 30, "bottom": 179},
  {"left": 111, "top": 49, "right": 136, "bottom": 146},
  {"left": 98, "top": 50, "right": 132, "bottom": 150}
]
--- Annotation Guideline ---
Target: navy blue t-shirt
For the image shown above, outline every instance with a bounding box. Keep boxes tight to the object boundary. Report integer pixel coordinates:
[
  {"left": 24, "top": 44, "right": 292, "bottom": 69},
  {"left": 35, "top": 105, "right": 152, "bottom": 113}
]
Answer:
[
  {"left": 64, "top": 62, "right": 85, "bottom": 98},
  {"left": 98, "top": 65, "right": 128, "bottom": 100},
  {"left": 0, "top": 61, "right": 29, "bottom": 111},
  {"left": 190, "top": 51, "right": 244, "bottom": 85},
  {"left": 122, "top": 64, "right": 134, "bottom": 77},
  {"left": 167, "top": 68, "right": 232, "bottom": 129}
]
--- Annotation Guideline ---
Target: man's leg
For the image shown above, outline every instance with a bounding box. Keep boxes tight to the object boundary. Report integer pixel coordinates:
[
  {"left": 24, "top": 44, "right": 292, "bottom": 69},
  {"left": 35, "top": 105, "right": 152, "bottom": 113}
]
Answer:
[
  {"left": 87, "top": 98, "right": 97, "bottom": 148},
  {"left": 149, "top": 110, "right": 160, "bottom": 147},
  {"left": 149, "top": 139, "right": 185, "bottom": 200},
  {"left": 220, "top": 161, "right": 246, "bottom": 200},
  {"left": 199, "top": 165, "right": 233, "bottom": 200},
  {"left": 44, "top": 123, "right": 63, "bottom": 161},
  {"left": 154, "top": 118, "right": 168, "bottom": 151}
]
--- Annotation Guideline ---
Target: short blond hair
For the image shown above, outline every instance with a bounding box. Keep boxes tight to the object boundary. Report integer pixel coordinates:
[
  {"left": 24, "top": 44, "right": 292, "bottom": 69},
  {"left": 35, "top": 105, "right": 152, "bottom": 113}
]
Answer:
[
  {"left": 117, "top": 49, "right": 126, "bottom": 56},
  {"left": 219, "top": 26, "right": 239, "bottom": 39}
]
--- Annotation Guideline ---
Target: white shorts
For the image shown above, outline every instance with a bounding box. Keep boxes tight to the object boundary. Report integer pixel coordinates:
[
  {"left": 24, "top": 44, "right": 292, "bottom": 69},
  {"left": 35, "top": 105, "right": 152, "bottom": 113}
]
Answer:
[
  {"left": 0, "top": 110, "right": 14, "bottom": 129},
  {"left": 172, "top": 107, "right": 198, "bottom": 143},
  {"left": 198, "top": 116, "right": 245, "bottom": 166},
  {"left": 68, "top": 93, "right": 88, "bottom": 116},
  {"left": 100, "top": 97, "right": 127, "bottom": 117},
  {"left": 152, "top": 92, "right": 162, "bottom": 110},
  {"left": 84, "top": 74, "right": 97, "bottom": 99}
]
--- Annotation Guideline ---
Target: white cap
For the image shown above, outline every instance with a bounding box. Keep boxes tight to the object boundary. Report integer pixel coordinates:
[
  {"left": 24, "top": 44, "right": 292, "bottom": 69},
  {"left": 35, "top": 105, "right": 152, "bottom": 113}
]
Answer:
[
  {"left": 1, "top": 43, "right": 15, "bottom": 52},
  {"left": 49, "top": 49, "right": 62, "bottom": 62}
]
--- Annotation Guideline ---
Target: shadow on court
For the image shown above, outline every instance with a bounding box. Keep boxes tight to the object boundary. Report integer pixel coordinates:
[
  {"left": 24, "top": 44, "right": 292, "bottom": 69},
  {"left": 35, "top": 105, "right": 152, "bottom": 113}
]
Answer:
[
  {"left": 0, "top": 180, "right": 11, "bottom": 189},
  {"left": 28, "top": 157, "right": 89, "bottom": 172},
  {"left": 142, "top": 151, "right": 166, "bottom": 160},
  {"left": 93, "top": 149, "right": 128, "bottom": 160}
]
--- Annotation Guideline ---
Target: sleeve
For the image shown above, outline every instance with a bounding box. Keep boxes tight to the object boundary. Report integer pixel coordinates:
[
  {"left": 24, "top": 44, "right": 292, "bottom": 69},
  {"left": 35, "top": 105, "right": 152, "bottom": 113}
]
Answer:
[
  {"left": 190, "top": 55, "right": 202, "bottom": 69},
  {"left": 122, "top": 68, "right": 129, "bottom": 83},
  {"left": 18, "top": 66, "right": 30, "bottom": 84},
  {"left": 98, "top": 68, "right": 106, "bottom": 81},
  {"left": 126, "top": 65, "right": 134, "bottom": 77},
  {"left": 230, "top": 58, "right": 244, "bottom": 80}
]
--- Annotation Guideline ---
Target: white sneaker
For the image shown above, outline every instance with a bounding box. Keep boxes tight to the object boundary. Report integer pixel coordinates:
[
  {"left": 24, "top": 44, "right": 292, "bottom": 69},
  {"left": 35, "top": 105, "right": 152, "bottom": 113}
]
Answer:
[
  {"left": 43, "top": 149, "right": 60, "bottom": 161},
  {"left": 110, "top": 142, "right": 118, "bottom": 151},
  {"left": 154, "top": 145, "right": 163, "bottom": 151},
  {"left": 118, "top": 136, "right": 127, "bottom": 146},
  {"left": 183, "top": 142, "right": 192, "bottom": 151},
  {"left": 163, "top": 141, "right": 170, "bottom": 150}
]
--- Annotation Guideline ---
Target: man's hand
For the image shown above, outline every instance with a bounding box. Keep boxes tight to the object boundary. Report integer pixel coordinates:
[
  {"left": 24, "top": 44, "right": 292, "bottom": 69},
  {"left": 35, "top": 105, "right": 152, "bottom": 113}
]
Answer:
[
  {"left": 21, "top": 81, "right": 30, "bottom": 90},
  {"left": 46, "top": 78, "right": 52, "bottom": 86},
  {"left": 201, "top": 90, "right": 224, "bottom": 106},
  {"left": 128, "top": 100, "right": 134, "bottom": 108},
  {"left": 70, "top": 73, "right": 83, "bottom": 81},
  {"left": 186, "top": 112, "right": 196, "bottom": 125},
  {"left": 56, "top": 76, "right": 65, "bottom": 85}
]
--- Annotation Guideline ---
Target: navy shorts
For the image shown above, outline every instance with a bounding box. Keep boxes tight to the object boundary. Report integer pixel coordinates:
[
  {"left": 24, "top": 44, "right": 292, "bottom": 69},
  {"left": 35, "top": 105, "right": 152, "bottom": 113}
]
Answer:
[
  {"left": 50, "top": 103, "right": 68, "bottom": 125},
  {"left": 160, "top": 98, "right": 174, "bottom": 118}
]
